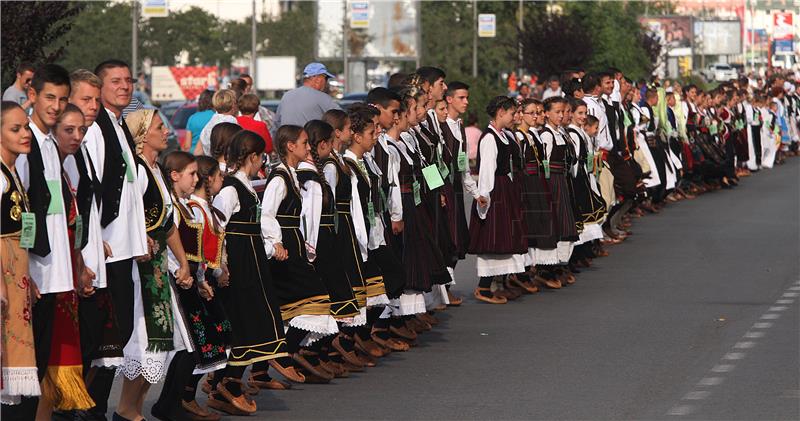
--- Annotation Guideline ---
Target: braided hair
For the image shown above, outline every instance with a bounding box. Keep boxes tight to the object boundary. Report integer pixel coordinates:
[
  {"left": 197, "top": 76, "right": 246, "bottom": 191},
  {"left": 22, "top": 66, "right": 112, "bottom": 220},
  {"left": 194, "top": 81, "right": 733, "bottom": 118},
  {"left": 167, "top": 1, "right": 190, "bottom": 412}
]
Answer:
[
  {"left": 226, "top": 129, "right": 265, "bottom": 173},
  {"left": 194, "top": 155, "right": 220, "bottom": 202},
  {"left": 322, "top": 109, "right": 351, "bottom": 175},
  {"left": 347, "top": 103, "right": 379, "bottom": 136},
  {"left": 274, "top": 125, "right": 304, "bottom": 171},
  {"left": 211, "top": 122, "right": 241, "bottom": 164},
  {"left": 303, "top": 120, "right": 334, "bottom": 207}
]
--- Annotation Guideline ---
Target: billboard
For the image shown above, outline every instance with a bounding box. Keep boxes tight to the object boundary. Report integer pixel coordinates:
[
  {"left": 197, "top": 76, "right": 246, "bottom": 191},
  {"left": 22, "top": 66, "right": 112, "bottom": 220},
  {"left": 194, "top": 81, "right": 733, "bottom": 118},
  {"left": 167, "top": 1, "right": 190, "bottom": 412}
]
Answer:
[
  {"left": 151, "top": 66, "right": 217, "bottom": 102},
  {"left": 255, "top": 57, "right": 297, "bottom": 91},
  {"left": 640, "top": 16, "right": 693, "bottom": 56},
  {"left": 693, "top": 20, "right": 742, "bottom": 55},
  {"left": 478, "top": 14, "right": 496, "bottom": 38},
  {"left": 316, "top": 0, "right": 418, "bottom": 59},
  {"left": 773, "top": 12, "right": 794, "bottom": 41}
]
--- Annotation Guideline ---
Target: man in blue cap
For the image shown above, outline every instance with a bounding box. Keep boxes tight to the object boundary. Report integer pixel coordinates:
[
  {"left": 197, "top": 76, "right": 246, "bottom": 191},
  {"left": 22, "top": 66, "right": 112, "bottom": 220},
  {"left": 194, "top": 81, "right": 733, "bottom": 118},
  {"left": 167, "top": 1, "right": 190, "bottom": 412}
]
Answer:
[{"left": 274, "top": 62, "right": 341, "bottom": 128}]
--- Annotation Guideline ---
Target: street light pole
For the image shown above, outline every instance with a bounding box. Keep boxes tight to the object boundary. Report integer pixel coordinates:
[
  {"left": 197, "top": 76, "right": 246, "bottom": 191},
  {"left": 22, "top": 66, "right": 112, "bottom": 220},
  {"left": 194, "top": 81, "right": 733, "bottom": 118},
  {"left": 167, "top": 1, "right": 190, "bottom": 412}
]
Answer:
[
  {"left": 472, "top": 0, "right": 477, "bottom": 78},
  {"left": 251, "top": 0, "right": 256, "bottom": 87},
  {"left": 132, "top": 0, "right": 138, "bottom": 78}
]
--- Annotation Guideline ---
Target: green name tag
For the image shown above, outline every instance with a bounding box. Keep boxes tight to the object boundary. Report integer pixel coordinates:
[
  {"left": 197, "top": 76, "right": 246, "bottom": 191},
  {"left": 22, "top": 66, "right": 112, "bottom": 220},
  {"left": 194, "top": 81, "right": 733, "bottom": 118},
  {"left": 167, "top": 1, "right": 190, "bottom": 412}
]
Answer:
[
  {"left": 255, "top": 203, "right": 262, "bottom": 223},
  {"left": 437, "top": 160, "right": 450, "bottom": 180},
  {"left": 412, "top": 180, "right": 421, "bottom": 206},
  {"left": 20, "top": 212, "right": 35, "bottom": 249},
  {"left": 421, "top": 164, "right": 444, "bottom": 190},
  {"left": 587, "top": 151, "right": 594, "bottom": 173},
  {"left": 709, "top": 124, "right": 718, "bottom": 135},
  {"left": 543, "top": 159, "right": 551, "bottom": 179},
  {"left": 46, "top": 180, "right": 63, "bottom": 214},
  {"left": 74, "top": 215, "right": 83, "bottom": 250},
  {"left": 457, "top": 150, "right": 468, "bottom": 172},
  {"left": 367, "top": 201, "right": 375, "bottom": 226},
  {"left": 378, "top": 187, "right": 388, "bottom": 211},
  {"left": 122, "top": 151, "right": 135, "bottom": 182}
]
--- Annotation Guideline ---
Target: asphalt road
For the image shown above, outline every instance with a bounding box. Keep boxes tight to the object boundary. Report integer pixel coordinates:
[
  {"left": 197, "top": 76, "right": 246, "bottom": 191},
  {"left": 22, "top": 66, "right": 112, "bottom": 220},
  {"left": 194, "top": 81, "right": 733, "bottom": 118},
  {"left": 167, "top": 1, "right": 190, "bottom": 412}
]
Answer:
[{"left": 111, "top": 158, "right": 799, "bottom": 420}]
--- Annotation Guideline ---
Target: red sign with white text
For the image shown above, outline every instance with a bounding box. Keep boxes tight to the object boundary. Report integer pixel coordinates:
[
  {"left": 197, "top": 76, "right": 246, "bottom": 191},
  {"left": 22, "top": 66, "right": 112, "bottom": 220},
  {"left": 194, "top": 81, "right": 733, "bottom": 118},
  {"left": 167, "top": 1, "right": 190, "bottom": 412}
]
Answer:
[
  {"left": 773, "top": 12, "right": 793, "bottom": 41},
  {"left": 151, "top": 66, "right": 218, "bottom": 102}
]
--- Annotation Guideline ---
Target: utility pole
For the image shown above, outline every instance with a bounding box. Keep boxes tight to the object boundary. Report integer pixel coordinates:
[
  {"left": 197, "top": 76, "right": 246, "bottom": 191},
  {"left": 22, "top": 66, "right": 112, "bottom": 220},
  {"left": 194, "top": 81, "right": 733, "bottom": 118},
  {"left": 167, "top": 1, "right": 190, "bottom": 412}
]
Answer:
[
  {"left": 251, "top": 0, "right": 257, "bottom": 87},
  {"left": 343, "top": 0, "right": 348, "bottom": 94},
  {"left": 132, "top": 0, "right": 138, "bottom": 78},
  {"left": 518, "top": 0, "right": 523, "bottom": 81},
  {"left": 472, "top": 0, "right": 477, "bottom": 78}
]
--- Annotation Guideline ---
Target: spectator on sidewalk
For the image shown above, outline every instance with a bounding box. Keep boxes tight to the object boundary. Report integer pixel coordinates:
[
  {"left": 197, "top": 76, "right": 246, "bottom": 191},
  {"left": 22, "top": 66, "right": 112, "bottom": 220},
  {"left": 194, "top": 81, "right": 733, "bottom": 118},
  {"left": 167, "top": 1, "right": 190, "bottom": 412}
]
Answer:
[
  {"left": 3, "top": 62, "right": 34, "bottom": 110},
  {"left": 236, "top": 93, "right": 273, "bottom": 154},
  {"left": 274, "top": 62, "right": 340, "bottom": 129},
  {"left": 197, "top": 89, "right": 238, "bottom": 156},
  {"left": 186, "top": 89, "right": 215, "bottom": 153}
]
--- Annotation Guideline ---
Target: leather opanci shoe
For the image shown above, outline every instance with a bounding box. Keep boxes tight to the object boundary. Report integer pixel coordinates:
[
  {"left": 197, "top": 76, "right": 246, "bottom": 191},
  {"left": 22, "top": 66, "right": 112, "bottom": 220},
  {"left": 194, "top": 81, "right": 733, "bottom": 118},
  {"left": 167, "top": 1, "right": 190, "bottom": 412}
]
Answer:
[
  {"left": 269, "top": 359, "right": 306, "bottom": 383},
  {"left": 473, "top": 288, "right": 507, "bottom": 304},
  {"left": 293, "top": 351, "right": 334, "bottom": 381}
]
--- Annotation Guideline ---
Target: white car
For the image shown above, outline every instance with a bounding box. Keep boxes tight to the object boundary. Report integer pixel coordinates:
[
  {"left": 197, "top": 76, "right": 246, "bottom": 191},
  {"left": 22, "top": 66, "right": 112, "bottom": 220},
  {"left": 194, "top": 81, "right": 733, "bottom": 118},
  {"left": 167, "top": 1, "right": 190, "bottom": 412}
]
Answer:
[{"left": 702, "top": 63, "right": 738, "bottom": 82}]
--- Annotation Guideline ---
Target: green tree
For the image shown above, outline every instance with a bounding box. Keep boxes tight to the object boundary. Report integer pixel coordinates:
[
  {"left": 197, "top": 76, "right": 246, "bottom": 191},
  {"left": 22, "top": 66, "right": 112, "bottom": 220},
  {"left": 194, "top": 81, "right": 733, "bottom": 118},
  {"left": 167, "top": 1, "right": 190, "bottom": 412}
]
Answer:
[
  {"left": 141, "top": 7, "right": 227, "bottom": 66},
  {"left": 54, "top": 1, "right": 132, "bottom": 72},
  {"left": 259, "top": 1, "right": 315, "bottom": 67},
  {"left": 1, "top": 1, "right": 85, "bottom": 87}
]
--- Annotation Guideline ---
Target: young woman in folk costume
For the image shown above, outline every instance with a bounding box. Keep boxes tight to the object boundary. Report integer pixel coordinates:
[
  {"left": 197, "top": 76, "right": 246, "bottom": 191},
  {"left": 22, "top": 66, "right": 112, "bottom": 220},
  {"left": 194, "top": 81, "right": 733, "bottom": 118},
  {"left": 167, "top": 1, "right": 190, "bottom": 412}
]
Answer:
[
  {"left": 467, "top": 96, "right": 528, "bottom": 304},
  {"left": 0, "top": 102, "right": 40, "bottom": 408},
  {"left": 151, "top": 151, "right": 231, "bottom": 421},
  {"left": 565, "top": 100, "right": 608, "bottom": 272},
  {"left": 538, "top": 97, "right": 579, "bottom": 286},
  {"left": 207, "top": 130, "right": 295, "bottom": 416},
  {"left": 262, "top": 126, "right": 339, "bottom": 383},
  {"left": 117, "top": 109, "right": 193, "bottom": 421}
]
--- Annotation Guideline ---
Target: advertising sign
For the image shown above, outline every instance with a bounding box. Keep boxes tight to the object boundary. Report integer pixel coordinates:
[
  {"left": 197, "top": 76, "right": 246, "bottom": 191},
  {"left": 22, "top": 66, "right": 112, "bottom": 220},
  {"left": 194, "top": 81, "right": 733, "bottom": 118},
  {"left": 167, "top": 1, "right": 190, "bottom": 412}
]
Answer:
[
  {"left": 693, "top": 20, "right": 742, "bottom": 55},
  {"left": 478, "top": 14, "right": 496, "bottom": 38},
  {"left": 773, "top": 12, "right": 793, "bottom": 41},
  {"left": 151, "top": 66, "right": 217, "bottom": 102},
  {"left": 255, "top": 57, "right": 297, "bottom": 91},
  {"left": 141, "top": 0, "right": 168, "bottom": 18},
  {"left": 350, "top": 2, "right": 369, "bottom": 29}
]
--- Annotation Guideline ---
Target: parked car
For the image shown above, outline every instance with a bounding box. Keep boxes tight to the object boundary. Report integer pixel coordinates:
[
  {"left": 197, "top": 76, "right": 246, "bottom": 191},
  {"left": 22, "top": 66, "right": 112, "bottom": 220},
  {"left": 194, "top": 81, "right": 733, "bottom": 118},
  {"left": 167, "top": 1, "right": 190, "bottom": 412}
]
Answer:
[
  {"left": 337, "top": 92, "right": 368, "bottom": 110},
  {"left": 159, "top": 100, "right": 185, "bottom": 122},
  {"left": 170, "top": 102, "right": 198, "bottom": 151},
  {"left": 701, "top": 63, "right": 738, "bottom": 82},
  {"left": 260, "top": 99, "right": 281, "bottom": 113}
]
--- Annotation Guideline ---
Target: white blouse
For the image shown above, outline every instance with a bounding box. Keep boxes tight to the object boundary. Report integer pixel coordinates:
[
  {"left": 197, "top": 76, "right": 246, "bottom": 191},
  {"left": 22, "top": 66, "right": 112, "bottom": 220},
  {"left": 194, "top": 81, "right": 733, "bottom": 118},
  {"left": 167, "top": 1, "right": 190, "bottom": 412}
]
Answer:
[
  {"left": 259, "top": 163, "right": 301, "bottom": 258},
  {"left": 343, "top": 150, "right": 370, "bottom": 261},
  {"left": 377, "top": 133, "right": 402, "bottom": 222},
  {"left": 298, "top": 161, "right": 322, "bottom": 261},
  {"left": 475, "top": 125, "right": 508, "bottom": 220}
]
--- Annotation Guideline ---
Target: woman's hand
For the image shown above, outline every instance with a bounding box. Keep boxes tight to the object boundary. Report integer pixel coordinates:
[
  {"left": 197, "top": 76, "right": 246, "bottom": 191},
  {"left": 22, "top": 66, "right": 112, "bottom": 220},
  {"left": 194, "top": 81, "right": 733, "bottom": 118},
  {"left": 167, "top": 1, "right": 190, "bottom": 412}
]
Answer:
[
  {"left": 273, "top": 243, "right": 288, "bottom": 261},
  {"left": 198, "top": 282, "right": 214, "bottom": 301},
  {"left": 216, "top": 264, "right": 230, "bottom": 287},
  {"left": 175, "top": 265, "right": 193, "bottom": 289},
  {"left": 103, "top": 241, "right": 113, "bottom": 259},
  {"left": 78, "top": 266, "right": 96, "bottom": 298},
  {"left": 477, "top": 196, "right": 489, "bottom": 207}
]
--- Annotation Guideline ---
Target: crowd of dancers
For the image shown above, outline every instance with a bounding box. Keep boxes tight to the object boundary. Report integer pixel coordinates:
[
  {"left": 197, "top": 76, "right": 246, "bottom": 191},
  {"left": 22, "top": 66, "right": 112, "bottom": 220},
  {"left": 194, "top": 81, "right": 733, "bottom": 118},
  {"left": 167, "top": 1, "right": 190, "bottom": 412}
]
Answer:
[{"left": 2, "top": 60, "right": 798, "bottom": 421}]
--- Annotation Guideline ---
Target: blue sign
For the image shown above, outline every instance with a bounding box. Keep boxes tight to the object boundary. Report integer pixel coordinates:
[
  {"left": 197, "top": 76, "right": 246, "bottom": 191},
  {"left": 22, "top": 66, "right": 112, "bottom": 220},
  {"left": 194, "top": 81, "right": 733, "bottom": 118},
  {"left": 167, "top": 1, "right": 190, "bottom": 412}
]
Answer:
[{"left": 775, "top": 39, "right": 794, "bottom": 52}]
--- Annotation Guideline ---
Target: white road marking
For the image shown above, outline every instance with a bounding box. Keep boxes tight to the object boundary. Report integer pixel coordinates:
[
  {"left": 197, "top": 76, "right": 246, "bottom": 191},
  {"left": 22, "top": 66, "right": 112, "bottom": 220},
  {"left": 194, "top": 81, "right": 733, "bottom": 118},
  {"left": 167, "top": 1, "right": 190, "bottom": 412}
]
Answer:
[
  {"left": 711, "top": 364, "right": 735, "bottom": 373},
  {"left": 724, "top": 352, "right": 745, "bottom": 360},
  {"left": 775, "top": 299, "right": 794, "bottom": 304},
  {"left": 782, "top": 292, "right": 799, "bottom": 297},
  {"left": 788, "top": 286, "right": 800, "bottom": 291},
  {"left": 667, "top": 405, "right": 694, "bottom": 416},
  {"left": 683, "top": 390, "right": 711, "bottom": 400},
  {"left": 769, "top": 306, "right": 789, "bottom": 312},
  {"left": 698, "top": 377, "right": 724, "bottom": 386},
  {"left": 744, "top": 331, "right": 765, "bottom": 339},
  {"left": 734, "top": 341, "right": 756, "bottom": 349},
  {"left": 753, "top": 322, "right": 773, "bottom": 329},
  {"left": 760, "top": 313, "right": 781, "bottom": 320}
]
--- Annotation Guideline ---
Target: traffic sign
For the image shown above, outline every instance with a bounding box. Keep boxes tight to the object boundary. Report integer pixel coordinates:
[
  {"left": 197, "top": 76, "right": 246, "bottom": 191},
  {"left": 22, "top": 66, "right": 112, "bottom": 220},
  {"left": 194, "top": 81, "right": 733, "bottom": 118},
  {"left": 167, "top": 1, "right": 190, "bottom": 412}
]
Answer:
[{"left": 478, "top": 13, "right": 496, "bottom": 38}]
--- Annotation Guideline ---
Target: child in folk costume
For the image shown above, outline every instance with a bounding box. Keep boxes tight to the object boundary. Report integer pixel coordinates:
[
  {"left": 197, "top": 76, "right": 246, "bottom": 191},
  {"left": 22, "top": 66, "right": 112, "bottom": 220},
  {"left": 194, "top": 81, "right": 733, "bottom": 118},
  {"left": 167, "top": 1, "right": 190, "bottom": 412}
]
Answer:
[
  {"left": 320, "top": 109, "right": 376, "bottom": 370},
  {"left": 263, "top": 126, "right": 339, "bottom": 382},
  {"left": 153, "top": 152, "right": 231, "bottom": 421},
  {"left": 540, "top": 97, "right": 579, "bottom": 285},
  {"left": 0, "top": 102, "right": 41, "bottom": 408},
  {"left": 364, "top": 89, "right": 412, "bottom": 353},
  {"left": 209, "top": 122, "right": 241, "bottom": 173},
  {"left": 468, "top": 96, "right": 528, "bottom": 304},
  {"left": 121, "top": 109, "right": 193, "bottom": 421},
  {"left": 384, "top": 92, "right": 449, "bottom": 344},
  {"left": 341, "top": 104, "right": 396, "bottom": 361},
  {"left": 208, "top": 130, "right": 294, "bottom": 416},
  {"left": 297, "top": 120, "right": 361, "bottom": 377}
]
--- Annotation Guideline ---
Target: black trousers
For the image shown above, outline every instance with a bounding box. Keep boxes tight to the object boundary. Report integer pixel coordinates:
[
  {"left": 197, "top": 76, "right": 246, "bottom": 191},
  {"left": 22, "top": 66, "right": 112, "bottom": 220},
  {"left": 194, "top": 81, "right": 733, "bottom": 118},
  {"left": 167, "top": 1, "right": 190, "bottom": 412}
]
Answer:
[
  {"left": 153, "top": 351, "right": 196, "bottom": 417},
  {"left": 751, "top": 125, "right": 762, "bottom": 167},
  {"left": 106, "top": 259, "right": 135, "bottom": 347}
]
